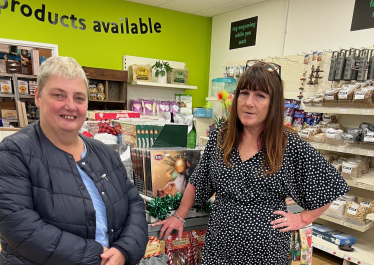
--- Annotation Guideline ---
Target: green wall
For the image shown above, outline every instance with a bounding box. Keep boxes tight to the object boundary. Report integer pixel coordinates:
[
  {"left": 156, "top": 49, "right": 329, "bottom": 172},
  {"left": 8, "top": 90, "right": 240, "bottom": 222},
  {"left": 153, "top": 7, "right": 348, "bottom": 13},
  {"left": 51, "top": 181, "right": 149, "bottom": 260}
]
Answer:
[{"left": 0, "top": 0, "right": 212, "bottom": 107}]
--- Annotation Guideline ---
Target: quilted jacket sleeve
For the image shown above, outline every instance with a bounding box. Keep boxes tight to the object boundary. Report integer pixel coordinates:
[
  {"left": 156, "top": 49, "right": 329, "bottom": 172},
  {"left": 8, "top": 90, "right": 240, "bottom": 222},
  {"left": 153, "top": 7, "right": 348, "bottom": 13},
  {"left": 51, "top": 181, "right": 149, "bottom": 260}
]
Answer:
[
  {"left": 0, "top": 139, "right": 103, "bottom": 265},
  {"left": 111, "top": 156, "right": 148, "bottom": 265}
]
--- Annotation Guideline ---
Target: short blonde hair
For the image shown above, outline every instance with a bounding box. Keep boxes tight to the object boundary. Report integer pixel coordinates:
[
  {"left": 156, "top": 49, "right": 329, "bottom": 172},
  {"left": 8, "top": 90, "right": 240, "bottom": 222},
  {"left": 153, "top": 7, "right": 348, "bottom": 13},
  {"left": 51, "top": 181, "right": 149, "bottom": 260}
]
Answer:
[{"left": 37, "top": 56, "right": 88, "bottom": 95}]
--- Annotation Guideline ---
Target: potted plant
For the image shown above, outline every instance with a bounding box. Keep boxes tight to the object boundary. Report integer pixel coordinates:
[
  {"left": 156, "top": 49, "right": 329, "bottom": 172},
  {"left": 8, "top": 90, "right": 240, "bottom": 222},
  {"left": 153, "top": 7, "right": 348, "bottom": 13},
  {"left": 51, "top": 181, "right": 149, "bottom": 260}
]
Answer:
[{"left": 152, "top": 60, "right": 173, "bottom": 83}]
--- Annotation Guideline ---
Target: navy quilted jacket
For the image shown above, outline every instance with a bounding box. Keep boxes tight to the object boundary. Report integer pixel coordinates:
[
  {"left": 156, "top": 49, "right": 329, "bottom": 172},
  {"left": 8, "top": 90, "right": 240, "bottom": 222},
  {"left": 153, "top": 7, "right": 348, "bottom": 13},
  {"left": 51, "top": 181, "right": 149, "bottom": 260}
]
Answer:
[{"left": 0, "top": 122, "right": 148, "bottom": 265}]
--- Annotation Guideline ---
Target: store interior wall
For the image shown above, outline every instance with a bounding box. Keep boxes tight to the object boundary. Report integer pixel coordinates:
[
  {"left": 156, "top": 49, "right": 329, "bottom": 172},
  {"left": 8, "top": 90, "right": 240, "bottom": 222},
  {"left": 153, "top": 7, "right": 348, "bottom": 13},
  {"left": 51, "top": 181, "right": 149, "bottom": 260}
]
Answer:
[
  {"left": 209, "top": 0, "right": 374, "bottom": 96},
  {"left": 0, "top": 0, "right": 212, "bottom": 108}
]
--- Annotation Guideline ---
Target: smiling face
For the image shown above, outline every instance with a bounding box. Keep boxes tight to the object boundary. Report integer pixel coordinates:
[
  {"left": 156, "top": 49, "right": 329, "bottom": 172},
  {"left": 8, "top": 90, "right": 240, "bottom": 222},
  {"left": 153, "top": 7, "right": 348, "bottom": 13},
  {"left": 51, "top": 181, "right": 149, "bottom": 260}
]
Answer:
[
  {"left": 237, "top": 88, "right": 270, "bottom": 130},
  {"left": 35, "top": 75, "right": 88, "bottom": 139}
]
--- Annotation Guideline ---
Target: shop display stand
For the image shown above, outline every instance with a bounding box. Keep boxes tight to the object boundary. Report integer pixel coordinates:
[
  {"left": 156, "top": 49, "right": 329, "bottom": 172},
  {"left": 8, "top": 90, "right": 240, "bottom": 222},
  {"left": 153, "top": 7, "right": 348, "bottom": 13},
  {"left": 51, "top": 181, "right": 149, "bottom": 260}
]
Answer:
[
  {"left": 307, "top": 108, "right": 374, "bottom": 264},
  {"left": 0, "top": 72, "right": 37, "bottom": 126},
  {"left": 123, "top": 55, "right": 197, "bottom": 110}
]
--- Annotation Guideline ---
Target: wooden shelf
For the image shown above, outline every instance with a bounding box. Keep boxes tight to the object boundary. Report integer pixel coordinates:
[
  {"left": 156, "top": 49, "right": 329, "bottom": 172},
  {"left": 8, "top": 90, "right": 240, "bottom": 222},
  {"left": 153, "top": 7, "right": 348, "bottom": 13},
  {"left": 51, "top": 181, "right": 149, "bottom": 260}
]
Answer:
[
  {"left": 16, "top": 74, "right": 37, "bottom": 79},
  {"left": 344, "top": 170, "right": 374, "bottom": 191},
  {"left": 128, "top": 81, "right": 197, "bottom": 90},
  {"left": 367, "top": 214, "right": 374, "bottom": 221},
  {"left": 309, "top": 142, "right": 374, "bottom": 157},
  {"left": 313, "top": 236, "right": 374, "bottom": 265},
  {"left": 318, "top": 214, "right": 374, "bottom": 232},
  {"left": 19, "top": 95, "right": 35, "bottom": 99},
  {"left": 0, "top": 73, "right": 13, "bottom": 78},
  {"left": 0, "top": 94, "right": 15, "bottom": 98},
  {"left": 304, "top": 106, "right": 374, "bottom": 115},
  {"left": 2, "top": 119, "right": 18, "bottom": 122}
]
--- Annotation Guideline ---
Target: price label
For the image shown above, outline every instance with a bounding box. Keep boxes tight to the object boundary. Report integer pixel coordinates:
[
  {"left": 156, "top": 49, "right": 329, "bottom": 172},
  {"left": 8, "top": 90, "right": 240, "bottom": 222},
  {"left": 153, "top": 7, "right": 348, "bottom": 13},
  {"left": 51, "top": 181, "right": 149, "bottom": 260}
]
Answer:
[
  {"left": 314, "top": 144, "right": 319, "bottom": 149},
  {"left": 362, "top": 109, "right": 370, "bottom": 115},
  {"left": 340, "top": 109, "right": 348, "bottom": 114},
  {"left": 368, "top": 151, "right": 374, "bottom": 157},
  {"left": 338, "top": 147, "right": 345, "bottom": 152},
  {"left": 358, "top": 183, "right": 366, "bottom": 189},
  {"left": 328, "top": 146, "right": 334, "bottom": 150},
  {"left": 347, "top": 148, "right": 354, "bottom": 153}
]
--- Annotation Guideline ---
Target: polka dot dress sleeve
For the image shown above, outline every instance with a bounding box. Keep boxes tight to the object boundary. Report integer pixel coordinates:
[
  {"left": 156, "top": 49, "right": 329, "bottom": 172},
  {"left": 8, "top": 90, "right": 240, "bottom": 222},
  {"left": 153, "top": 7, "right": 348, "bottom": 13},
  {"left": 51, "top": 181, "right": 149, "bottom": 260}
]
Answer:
[
  {"left": 189, "top": 129, "right": 217, "bottom": 203},
  {"left": 286, "top": 135, "right": 350, "bottom": 211}
]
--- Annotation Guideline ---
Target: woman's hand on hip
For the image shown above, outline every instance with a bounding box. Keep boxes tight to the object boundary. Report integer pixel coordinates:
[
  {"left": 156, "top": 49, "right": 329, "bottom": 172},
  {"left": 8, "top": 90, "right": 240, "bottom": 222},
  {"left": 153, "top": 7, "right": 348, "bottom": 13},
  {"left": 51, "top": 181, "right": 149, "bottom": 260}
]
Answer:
[
  {"left": 271, "top": 210, "right": 306, "bottom": 232},
  {"left": 152, "top": 216, "right": 184, "bottom": 241}
]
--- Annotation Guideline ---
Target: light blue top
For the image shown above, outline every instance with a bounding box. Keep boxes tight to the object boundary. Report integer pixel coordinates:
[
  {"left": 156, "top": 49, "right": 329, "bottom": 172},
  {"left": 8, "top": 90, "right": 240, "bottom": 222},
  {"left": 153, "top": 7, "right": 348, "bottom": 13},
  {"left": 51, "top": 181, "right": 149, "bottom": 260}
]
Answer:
[{"left": 77, "top": 140, "right": 109, "bottom": 248}]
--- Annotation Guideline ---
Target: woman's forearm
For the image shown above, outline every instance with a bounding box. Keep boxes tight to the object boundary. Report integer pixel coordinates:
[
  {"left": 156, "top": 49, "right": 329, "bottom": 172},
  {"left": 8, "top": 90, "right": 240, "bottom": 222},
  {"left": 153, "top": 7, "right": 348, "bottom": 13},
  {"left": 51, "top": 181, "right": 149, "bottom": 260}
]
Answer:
[
  {"left": 299, "top": 202, "right": 332, "bottom": 225},
  {"left": 176, "top": 183, "right": 196, "bottom": 219}
]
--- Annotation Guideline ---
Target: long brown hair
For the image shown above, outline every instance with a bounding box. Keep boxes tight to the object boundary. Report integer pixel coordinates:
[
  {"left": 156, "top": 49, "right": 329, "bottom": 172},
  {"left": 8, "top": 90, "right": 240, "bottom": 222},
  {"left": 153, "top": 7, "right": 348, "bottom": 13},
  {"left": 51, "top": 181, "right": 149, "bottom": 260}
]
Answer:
[{"left": 217, "top": 64, "right": 294, "bottom": 175}]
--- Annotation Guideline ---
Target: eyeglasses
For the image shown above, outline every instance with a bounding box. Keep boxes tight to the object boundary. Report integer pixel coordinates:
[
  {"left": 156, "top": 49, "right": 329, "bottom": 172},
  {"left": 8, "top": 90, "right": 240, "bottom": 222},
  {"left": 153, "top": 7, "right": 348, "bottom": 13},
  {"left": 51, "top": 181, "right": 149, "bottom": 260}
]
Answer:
[
  {"left": 246, "top": 60, "right": 281, "bottom": 72},
  {"left": 246, "top": 60, "right": 282, "bottom": 79}
]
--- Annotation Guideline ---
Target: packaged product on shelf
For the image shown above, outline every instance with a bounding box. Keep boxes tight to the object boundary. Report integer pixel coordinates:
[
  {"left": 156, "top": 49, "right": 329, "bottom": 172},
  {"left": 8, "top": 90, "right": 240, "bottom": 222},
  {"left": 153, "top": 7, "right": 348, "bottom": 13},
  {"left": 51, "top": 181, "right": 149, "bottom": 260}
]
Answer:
[
  {"left": 332, "top": 160, "right": 342, "bottom": 172},
  {"left": 291, "top": 110, "right": 305, "bottom": 132},
  {"left": 191, "top": 229, "right": 206, "bottom": 265},
  {"left": 338, "top": 85, "right": 357, "bottom": 108},
  {"left": 322, "top": 114, "right": 337, "bottom": 123},
  {"left": 312, "top": 223, "right": 357, "bottom": 245},
  {"left": 370, "top": 156, "right": 374, "bottom": 168},
  {"left": 17, "top": 80, "right": 29, "bottom": 95},
  {"left": 0, "top": 79, "right": 12, "bottom": 94},
  {"left": 142, "top": 99, "right": 154, "bottom": 115},
  {"left": 0, "top": 59, "right": 6, "bottom": 73},
  {"left": 131, "top": 99, "right": 143, "bottom": 113},
  {"left": 313, "top": 133, "right": 326, "bottom": 143},
  {"left": 299, "top": 226, "right": 312, "bottom": 265},
  {"left": 357, "top": 197, "right": 374, "bottom": 214},
  {"left": 167, "top": 68, "right": 189, "bottom": 85},
  {"left": 323, "top": 89, "right": 340, "bottom": 107},
  {"left": 88, "top": 85, "right": 98, "bottom": 100},
  {"left": 344, "top": 201, "right": 368, "bottom": 225},
  {"left": 176, "top": 94, "right": 192, "bottom": 114},
  {"left": 97, "top": 83, "right": 105, "bottom": 100},
  {"left": 166, "top": 232, "right": 192, "bottom": 265},
  {"left": 302, "top": 98, "right": 313, "bottom": 107},
  {"left": 347, "top": 157, "right": 364, "bottom": 176},
  {"left": 352, "top": 87, "right": 374, "bottom": 107},
  {"left": 340, "top": 194, "right": 357, "bottom": 202},
  {"left": 324, "top": 199, "right": 347, "bottom": 217},
  {"left": 312, "top": 97, "right": 323, "bottom": 107},
  {"left": 322, "top": 154, "right": 334, "bottom": 163},
  {"left": 170, "top": 102, "right": 180, "bottom": 114},
  {"left": 326, "top": 123, "right": 343, "bottom": 130},
  {"left": 28, "top": 81, "right": 37, "bottom": 96},
  {"left": 325, "top": 128, "right": 343, "bottom": 145},
  {"left": 87, "top": 110, "right": 140, "bottom": 120},
  {"left": 341, "top": 161, "right": 359, "bottom": 180},
  {"left": 159, "top": 101, "right": 171, "bottom": 112},
  {"left": 129, "top": 64, "right": 152, "bottom": 82},
  {"left": 300, "top": 129, "right": 315, "bottom": 142}
]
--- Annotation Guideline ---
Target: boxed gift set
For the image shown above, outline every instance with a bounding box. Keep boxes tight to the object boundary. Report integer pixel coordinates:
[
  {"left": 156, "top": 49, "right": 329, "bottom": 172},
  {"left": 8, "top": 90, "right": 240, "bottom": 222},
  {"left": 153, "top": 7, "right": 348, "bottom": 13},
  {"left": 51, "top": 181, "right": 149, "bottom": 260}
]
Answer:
[
  {"left": 87, "top": 110, "right": 140, "bottom": 120},
  {"left": 131, "top": 147, "right": 200, "bottom": 197}
]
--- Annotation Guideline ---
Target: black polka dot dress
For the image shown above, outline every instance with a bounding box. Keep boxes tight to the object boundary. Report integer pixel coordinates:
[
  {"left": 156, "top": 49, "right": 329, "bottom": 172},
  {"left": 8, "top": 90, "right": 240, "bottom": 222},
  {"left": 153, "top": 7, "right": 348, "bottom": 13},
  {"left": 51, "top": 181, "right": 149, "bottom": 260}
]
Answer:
[{"left": 189, "top": 128, "right": 350, "bottom": 265}]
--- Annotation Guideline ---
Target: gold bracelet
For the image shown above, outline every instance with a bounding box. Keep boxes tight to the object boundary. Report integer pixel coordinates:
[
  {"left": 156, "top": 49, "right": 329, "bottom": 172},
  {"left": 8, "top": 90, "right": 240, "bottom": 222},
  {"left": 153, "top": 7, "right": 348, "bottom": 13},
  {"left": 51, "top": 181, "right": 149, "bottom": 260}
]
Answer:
[{"left": 172, "top": 212, "right": 186, "bottom": 226}]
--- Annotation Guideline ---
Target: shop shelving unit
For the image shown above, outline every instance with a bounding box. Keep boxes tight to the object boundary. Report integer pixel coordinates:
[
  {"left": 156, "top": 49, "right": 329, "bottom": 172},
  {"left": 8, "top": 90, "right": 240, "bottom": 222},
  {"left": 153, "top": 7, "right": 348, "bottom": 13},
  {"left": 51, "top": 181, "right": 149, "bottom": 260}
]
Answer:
[{"left": 305, "top": 106, "right": 374, "bottom": 265}]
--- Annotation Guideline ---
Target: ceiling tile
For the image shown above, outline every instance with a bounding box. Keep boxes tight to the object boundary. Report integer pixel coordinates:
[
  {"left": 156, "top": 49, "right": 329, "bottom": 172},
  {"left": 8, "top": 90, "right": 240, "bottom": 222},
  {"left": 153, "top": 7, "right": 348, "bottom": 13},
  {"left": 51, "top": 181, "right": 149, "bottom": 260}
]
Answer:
[
  {"left": 170, "top": 0, "right": 236, "bottom": 11},
  {"left": 159, "top": 1, "right": 202, "bottom": 13},
  {"left": 192, "top": 9, "right": 221, "bottom": 17},
  {"left": 125, "top": 0, "right": 171, "bottom": 7}
]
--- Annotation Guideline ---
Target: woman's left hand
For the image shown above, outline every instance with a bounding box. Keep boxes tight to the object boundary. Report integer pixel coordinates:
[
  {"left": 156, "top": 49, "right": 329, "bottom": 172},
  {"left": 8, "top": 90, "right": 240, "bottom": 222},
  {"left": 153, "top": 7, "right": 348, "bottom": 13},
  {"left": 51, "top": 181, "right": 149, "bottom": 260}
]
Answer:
[
  {"left": 100, "top": 248, "right": 126, "bottom": 265},
  {"left": 271, "top": 210, "right": 306, "bottom": 232}
]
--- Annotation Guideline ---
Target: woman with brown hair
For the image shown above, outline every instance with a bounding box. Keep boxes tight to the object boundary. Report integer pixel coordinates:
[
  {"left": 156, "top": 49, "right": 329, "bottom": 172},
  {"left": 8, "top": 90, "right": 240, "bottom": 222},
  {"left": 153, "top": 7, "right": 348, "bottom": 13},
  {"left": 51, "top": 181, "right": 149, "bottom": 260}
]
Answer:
[{"left": 154, "top": 62, "right": 349, "bottom": 264}]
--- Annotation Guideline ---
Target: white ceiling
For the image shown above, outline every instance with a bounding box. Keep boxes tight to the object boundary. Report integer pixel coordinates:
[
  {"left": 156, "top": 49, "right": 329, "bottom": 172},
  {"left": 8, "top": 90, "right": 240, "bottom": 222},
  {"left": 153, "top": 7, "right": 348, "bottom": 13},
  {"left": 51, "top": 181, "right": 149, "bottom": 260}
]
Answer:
[{"left": 125, "top": 0, "right": 268, "bottom": 17}]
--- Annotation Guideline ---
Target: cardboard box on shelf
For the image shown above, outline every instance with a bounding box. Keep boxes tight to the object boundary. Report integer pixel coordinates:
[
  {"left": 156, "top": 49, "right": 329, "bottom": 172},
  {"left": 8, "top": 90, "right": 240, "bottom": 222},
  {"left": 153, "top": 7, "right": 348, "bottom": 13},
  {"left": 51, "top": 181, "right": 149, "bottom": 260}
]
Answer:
[
  {"left": 0, "top": 99, "right": 16, "bottom": 109},
  {"left": 0, "top": 80, "right": 13, "bottom": 94},
  {"left": 0, "top": 59, "right": 6, "bottom": 73},
  {"left": 87, "top": 110, "right": 140, "bottom": 120},
  {"left": 18, "top": 80, "right": 29, "bottom": 95},
  {"left": 31, "top": 49, "right": 40, "bottom": 75},
  {"left": 193, "top": 108, "right": 212, "bottom": 118},
  {"left": 0, "top": 44, "right": 9, "bottom": 54},
  {"left": 0, "top": 109, "right": 18, "bottom": 120}
]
